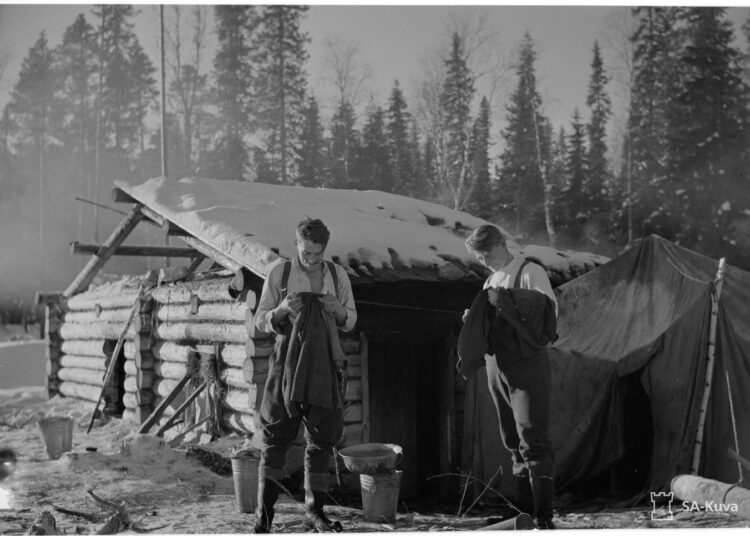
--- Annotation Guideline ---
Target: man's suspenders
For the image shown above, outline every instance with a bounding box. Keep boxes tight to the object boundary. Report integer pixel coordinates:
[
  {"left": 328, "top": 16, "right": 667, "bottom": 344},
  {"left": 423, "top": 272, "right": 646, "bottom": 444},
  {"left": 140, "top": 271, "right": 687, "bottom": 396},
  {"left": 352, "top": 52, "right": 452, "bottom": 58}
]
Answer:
[
  {"left": 280, "top": 260, "right": 339, "bottom": 299},
  {"left": 513, "top": 259, "right": 531, "bottom": 289}
]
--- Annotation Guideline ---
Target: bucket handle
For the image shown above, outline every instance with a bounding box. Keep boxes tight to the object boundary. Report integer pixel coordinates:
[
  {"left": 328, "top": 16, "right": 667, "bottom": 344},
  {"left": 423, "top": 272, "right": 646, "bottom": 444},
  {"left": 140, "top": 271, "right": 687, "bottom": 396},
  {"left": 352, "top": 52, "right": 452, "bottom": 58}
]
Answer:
[{"left": 395, "top": 451, "right": 403, "bottom": 466}]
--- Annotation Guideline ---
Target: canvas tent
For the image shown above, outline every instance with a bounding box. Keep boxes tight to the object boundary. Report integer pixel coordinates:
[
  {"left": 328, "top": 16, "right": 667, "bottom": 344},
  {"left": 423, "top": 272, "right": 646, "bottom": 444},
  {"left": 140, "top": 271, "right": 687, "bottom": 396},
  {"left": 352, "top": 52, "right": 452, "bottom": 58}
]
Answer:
[{"left": 467, "top": 234, "right": 750, "bottom": 497}]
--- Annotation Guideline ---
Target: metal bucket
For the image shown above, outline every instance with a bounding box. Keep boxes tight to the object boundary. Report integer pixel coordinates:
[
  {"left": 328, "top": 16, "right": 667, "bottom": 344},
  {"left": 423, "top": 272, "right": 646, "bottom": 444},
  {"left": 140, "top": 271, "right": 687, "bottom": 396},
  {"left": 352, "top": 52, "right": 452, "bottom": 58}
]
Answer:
[
  {"left": 359, "top": 470, "right": 402, "bottom": 523},
  {"left": 37, "top": 416, "right": 74, "bottom": 460},
  {"left": 231, "top": 453, "right": 260, "bottom": 513}
]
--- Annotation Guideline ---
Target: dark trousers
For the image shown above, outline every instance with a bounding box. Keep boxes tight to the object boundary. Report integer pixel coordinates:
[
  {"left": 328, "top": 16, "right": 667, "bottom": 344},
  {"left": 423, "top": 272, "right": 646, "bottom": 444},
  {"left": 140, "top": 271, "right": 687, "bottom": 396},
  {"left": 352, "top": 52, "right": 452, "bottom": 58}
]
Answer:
[
  {"left": 485, "top": 350, "right": 554, "bottom": 481},
  {"left": 259, "top": 344, "right": 344, "bottom": 492}
]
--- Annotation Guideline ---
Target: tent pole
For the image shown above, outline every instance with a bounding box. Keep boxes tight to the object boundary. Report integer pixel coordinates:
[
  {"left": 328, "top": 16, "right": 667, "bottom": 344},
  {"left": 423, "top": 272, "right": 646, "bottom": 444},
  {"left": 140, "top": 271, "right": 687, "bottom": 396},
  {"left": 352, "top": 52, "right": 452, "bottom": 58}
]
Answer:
[{"left": 690, "top": 257, "right": 726, "bottom": 475}]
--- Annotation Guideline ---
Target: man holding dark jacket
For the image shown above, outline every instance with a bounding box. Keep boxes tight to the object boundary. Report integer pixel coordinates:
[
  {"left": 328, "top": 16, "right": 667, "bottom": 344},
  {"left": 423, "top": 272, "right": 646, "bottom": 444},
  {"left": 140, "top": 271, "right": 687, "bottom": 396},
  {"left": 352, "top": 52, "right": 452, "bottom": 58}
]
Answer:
[
  {"left": 253, "top": 218, "right": 357, "bottom": 533},
  {"left": 461, "top": 224, "right": 558, "bottom": 529}
]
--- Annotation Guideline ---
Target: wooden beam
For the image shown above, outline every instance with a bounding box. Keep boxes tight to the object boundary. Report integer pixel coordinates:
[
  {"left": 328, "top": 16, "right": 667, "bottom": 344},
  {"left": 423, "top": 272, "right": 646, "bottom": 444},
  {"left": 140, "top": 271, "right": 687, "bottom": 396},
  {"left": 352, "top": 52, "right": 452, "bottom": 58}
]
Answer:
[
  {"left": 179, "top": 235, "right": 242, "bottom": 272},
  {"left": 64, "top": 206, "right": 145, "bottom": 297},
  {"left": 138, "top": 204, "right": 166, "bottom": 227},
  {"left": 166, "top": 221, "right": 191, "bottom": 237},
  {"left": 70, "top": 241, "right": 200, "bottom": 258}
]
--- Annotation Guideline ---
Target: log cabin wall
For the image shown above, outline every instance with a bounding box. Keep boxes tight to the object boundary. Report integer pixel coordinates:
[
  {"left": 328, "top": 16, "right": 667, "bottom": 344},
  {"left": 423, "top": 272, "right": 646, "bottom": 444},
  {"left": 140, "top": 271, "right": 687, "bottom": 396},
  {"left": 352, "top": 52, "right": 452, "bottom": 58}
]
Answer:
[{"left": 54, "top": 275, "right": 367, "bottom": 447}]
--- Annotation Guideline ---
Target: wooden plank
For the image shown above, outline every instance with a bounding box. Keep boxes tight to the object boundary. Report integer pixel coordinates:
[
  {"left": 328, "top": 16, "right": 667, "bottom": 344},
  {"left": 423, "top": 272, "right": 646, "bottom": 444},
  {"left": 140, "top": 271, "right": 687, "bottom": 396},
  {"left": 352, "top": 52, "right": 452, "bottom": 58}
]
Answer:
[
  {"left": 154, "top": 381, "right": 208, "bottom": 438},
  {"left": 71, "top": 241, "right": 200, "bottom": 258},
  {"left": 64, "top": 205, "right": 145, "bottom": 297},
  {"left": 137, "top": 374, "right": 191, "bottom": 434}
]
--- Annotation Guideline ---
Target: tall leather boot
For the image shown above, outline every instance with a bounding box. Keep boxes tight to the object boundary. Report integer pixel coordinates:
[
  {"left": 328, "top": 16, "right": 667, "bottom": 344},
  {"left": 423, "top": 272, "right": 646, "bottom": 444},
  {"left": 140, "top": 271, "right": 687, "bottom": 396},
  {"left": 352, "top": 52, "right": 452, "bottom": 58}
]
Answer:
[
  {"left": 513, "top": 475, "right": 534, "bottom": 516},
  {"left": 530, "top": 475, "right": 555, "bottom": 529},
  {"left": 304, "top": 490, "right": 342, "bottom": 532},
  {"left": 255, "top": 478, "right": 281, "bottom": 533}
]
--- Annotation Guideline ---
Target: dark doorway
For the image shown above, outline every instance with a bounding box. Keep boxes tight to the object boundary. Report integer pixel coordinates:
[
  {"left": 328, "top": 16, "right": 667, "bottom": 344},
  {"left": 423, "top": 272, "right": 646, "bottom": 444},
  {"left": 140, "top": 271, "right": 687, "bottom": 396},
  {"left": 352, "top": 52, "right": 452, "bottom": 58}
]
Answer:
[
  {"left": 368, "top": 339, "right": 444, "bottom": 498},
  {"left": 103, "top": 341, "right": 126, "bottom": 417}
]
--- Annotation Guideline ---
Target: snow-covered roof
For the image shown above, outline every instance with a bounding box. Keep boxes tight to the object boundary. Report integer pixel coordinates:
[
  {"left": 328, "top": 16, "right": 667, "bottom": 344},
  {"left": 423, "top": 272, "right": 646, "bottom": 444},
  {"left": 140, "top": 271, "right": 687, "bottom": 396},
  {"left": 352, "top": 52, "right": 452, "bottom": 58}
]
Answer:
[{"left": 113, "top": 177, "right": 608, "bottom": 285}]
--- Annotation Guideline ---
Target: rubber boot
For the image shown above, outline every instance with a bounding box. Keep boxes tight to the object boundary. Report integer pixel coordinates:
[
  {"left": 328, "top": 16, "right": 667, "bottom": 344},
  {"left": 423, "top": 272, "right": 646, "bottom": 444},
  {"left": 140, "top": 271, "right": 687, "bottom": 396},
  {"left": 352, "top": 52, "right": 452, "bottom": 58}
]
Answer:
[
  {"left": 304, "top": 490, "right": 342, "bottom": 532},
  {"left": 255, "top": 478, "right": 281, "bottom": 533},
  {"left": 513, "top": 475, "right": 534, "bottom": 516},
  {"left": 530, "top": 475, "right": 555, "bottom": 529}
]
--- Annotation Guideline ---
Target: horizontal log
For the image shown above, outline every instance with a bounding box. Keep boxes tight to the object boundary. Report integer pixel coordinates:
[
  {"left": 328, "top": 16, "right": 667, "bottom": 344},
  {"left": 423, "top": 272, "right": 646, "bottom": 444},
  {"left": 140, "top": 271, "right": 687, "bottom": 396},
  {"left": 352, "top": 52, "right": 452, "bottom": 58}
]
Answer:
[
  {"left": 124, "top": 359, "right": 187, "bottom": 380},
  {"left": 222, "top": 387, "right": 259, "bottom": 414},
  {"left": 60, "top": 340, "right": 113, "bottom": 358},
  {"left": 123, "top": 392, "right": 166, "bottom": 413},
  {"left": 672, "top": 474, "right": 750, "bottom": 520},
  {"left": 125, "top": 341, "right": 195, "bottom": 364},
  {"left": 343, "top": 423, "right": 363, "bottom": 446},
  {"left": 64, "top": 308, "right": 135, "bottom": 323},
  {"left": 220, "top": 344, "right": 247, "bottom": 367},
  {"left": 150, "top": 278, "right": 239, "bottom": 305},
  {"left": 343, "top": 402, "right": 362, "bottom": 423},
  {"left": 60, "top": 321, "right": 136, "bottom": 341},
  {"left": 66, "top": 289, "right": 142, "bottom": 311},
  {"left": 58, "top": 367, "right": 105, "bottom": 386},
  {"left": 59, "top": 380, "right": 102, "bottom": 402},
  {"left": 155, "top": 322, "right": 248, "bottom": 343},
  {"left": 71, "top": 241, "right": 200, "bottom": 258},
  {"left": 155, "top": 301, "right": 248, "bottom": 322},
  {"left": 220, "top": 367, "right": 267, "bottom": 389},
  {"left": 220, "top": 411, "right": 257, "bottom": 435},
  {"left": 232, "top": 356, "right": 270, "bottom": 380},
  {"left": 123, "top": 373, "right": 155, "bottom": 391},
  {"left": 61, "top": 354, "right": 107, "bottom": 371}
]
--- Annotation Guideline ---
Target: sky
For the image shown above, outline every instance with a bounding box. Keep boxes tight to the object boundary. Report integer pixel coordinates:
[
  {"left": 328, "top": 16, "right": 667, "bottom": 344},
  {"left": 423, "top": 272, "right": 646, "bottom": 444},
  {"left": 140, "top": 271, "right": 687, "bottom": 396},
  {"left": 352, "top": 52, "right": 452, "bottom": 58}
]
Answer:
[{"left": 0, "top": 4, "right": 749, "bottom": 133}]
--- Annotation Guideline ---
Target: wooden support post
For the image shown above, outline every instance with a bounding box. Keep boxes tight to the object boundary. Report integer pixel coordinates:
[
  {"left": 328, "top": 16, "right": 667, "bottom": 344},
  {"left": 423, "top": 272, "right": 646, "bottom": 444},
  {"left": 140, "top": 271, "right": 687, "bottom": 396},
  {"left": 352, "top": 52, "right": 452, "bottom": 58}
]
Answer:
[
  {"left": 691, "top": 257, "right": 726, "bottom": 475},
  {"left": 360, "top": 332, "right": 370, "bottom": 443},
  {"left": 70, "top": 241, "right": 201, "bottom": 258},
  {"left": 132, "top": 292, "right": 155, "bottom": 423},
  {"left": 44, "top": 298, "right": 64, "bottom": 399},
  {"left": 64, "top": 205, "right": 145, "bottom": 297}
]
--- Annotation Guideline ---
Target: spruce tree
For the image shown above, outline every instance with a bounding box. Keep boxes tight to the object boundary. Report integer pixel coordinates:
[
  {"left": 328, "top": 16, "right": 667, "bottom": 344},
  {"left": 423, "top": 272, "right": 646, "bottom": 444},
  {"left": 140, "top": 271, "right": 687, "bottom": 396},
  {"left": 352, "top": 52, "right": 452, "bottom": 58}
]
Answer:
[
  {"left": 212, "top": 5, "right": 257, "bottom": 180},
  {"left": 627, "top": 7, "right": 684, "bottom": 237},
  {"left": 386, "top": 80, "right": 412, "bottom": 195},
  {"left": 327, "top": 100, "right": 359, "bottom": 188},
  {"left": 296, "top": 96, "right": 326, "bottom": 187},
  {"left": 497, "top": 32, "right": 550, "bottom": 239},
  {"left": 665, "top": 7, "right": 750, "bottom": 255},
  {"left": 466, "top": 96, "right": 493, "bottom": 220},
  {"left": 440, "top": 32, "right": 475, "bottom": 210},
  {"left": 562, "top": 109, "right": 588, "bottom": 240},
  {"left": 585, "top": 41, "right": 612, "bottom": 220},
  {"left": 359, "top": 105, "right": 392, "bottom": 192},
  {"left": 253, "top": 5, "right": 309, "bottom": 184}
]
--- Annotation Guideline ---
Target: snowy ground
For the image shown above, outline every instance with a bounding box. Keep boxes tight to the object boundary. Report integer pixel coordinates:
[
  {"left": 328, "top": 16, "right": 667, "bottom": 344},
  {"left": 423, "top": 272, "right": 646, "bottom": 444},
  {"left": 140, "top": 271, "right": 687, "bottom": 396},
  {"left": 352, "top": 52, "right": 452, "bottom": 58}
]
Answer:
[{"left": 0, "top": 332, "right": 748, "bottom": 534}]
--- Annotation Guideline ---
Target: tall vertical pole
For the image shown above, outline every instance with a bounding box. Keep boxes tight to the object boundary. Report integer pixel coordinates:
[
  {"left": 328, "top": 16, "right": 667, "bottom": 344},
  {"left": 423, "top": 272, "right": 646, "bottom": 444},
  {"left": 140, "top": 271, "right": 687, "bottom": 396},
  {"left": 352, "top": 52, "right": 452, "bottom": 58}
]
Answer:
[
  {"left": 160, "top": 5, "right": 170, "bottom": 268},
  {"left": 691, "top": 257, "right": 727, "bottom": 475},
  {"left": 93, "top": 7, "right": 105, "bottom": 243}
]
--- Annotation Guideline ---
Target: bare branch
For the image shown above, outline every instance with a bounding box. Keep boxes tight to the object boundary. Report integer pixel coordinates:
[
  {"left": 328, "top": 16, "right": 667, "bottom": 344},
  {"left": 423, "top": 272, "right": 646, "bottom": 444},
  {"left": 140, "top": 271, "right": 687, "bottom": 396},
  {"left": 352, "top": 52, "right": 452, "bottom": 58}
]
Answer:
[{"left": 321, "top": 36, "right": 373, "bottom": 112}]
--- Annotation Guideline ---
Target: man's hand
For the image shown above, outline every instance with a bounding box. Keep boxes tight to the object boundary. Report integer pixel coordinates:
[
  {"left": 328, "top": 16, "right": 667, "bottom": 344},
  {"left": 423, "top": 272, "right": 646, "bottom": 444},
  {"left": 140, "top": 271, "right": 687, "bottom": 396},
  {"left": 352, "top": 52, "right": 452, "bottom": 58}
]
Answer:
[
  {"left": 276, "top": 292, "right": 302, "bottom": 319},
  {"left": 319, "top": 293, "right": 347, "bottom": 325},
  {"left": 462, "top": 309, "right": 469, "bottom": 323}
]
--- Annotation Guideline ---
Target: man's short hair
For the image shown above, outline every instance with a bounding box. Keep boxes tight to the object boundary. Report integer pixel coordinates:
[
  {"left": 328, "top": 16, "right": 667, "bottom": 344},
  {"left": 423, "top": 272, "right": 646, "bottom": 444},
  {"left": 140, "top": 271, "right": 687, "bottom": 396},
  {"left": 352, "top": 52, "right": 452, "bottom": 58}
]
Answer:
[
  {"left": 465, "top": 224, "right": 506, "bottom": 254},
  {"left": 296, "top": 218, "right": 330, "bottom": 248}
]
